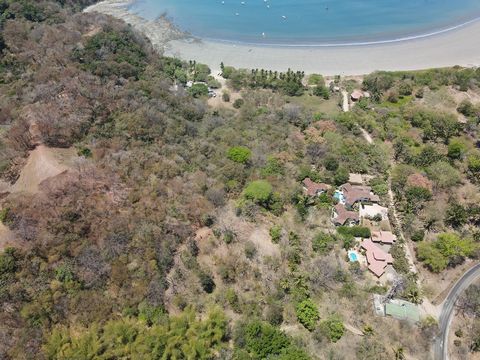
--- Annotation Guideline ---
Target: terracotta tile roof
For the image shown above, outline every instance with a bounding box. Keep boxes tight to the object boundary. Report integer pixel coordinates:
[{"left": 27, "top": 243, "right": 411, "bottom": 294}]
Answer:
[
  {"left": 302, "top": 178, "right": 330, "bottom": 196},
  {"left": 341, "top": 183, "right": 380, "bottom": 207},
  {"left": 361, "top": 238, "right": 393, "bottom": 277},
  {"left": 332, "top": 203, "right": 359, "bottom": 225},
  {"left": 351, "top": 90, "right": 364, "bottom": 101},
  {"left": 371, "top": 230, "right": 397, "bottom": 244}
]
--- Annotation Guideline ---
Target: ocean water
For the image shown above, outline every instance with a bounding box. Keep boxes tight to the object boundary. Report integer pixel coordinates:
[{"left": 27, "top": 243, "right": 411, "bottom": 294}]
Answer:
[{"left": 128, "top": 0, "right": 480, "bottom": 45}]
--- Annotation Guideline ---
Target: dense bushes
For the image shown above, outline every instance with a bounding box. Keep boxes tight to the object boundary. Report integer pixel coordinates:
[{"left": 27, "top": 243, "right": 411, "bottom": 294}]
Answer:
[
  {"left": 73, "top": 28, "right": 149, "bottom": 79},
  {"left": 312, "top": 232, "right": 336, "bottom": 254},
  {"left": 235, "top": 320, "right": 310, "bottom": 359},
  {"left": 337, "top": 226, "right": 371, "bottom": 239},
  {"left": 295, "top": 299, "right": 319, "bottom": 331},
  {"left": 44, "top": 308, "right": 228, "bottom": 359},
  {"left": 227, "top": 146, "right": 252, "bottom": 164},
  {"left": 416, "top": 233, "right": 478, "bottom": 272},
  {"left": 317, "top": 314, "right": 345, "bottom": 342}
]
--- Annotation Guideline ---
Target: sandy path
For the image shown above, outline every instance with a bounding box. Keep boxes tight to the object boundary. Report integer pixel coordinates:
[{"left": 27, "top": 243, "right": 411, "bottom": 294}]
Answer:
[{"left": 341, "top": 91, "right": 349, "bottom": 112}]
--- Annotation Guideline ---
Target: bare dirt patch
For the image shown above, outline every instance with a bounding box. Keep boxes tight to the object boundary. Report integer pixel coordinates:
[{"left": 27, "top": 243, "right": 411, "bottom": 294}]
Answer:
[
  {"left": 0, "top": 222, "right": 15, "bottom": 250},
  {"left": 10, "top": 145, "right": 77, "bottom": 194}
]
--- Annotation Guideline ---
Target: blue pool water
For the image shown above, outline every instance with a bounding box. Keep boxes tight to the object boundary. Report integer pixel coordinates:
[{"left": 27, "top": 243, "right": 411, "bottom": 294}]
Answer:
[
  {"left": 334, "top": 190, "right": 345, "bottom": 204},
  {"left": 348, "top": 251, "right": 358, "bottom": 262},
  {"left": 128, "top": 0, "right": 480, "bottom": 45}
]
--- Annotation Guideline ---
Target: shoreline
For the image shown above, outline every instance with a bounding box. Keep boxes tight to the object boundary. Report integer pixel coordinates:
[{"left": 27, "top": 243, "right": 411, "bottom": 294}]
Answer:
[{"left": 85, "top": 0, "right": 480, "bottom": 76}]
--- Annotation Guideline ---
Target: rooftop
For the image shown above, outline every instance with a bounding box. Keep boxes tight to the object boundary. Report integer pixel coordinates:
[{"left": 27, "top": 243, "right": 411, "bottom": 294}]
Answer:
[
  {"left": 341, "top": 183, "right": 380, "bottom": 207},
  {"left": 371, "top": 230, "right": 397, "bottom": 244},
  {"left": 332, "top": 203, "right": 359, "bottom": 226},
  {"left": 348, "top": 173, "right": 363, "bottom": 185},
  {"left": 361, "top": 238, "right": 393, "bottom": 277},
  {"left": 302, "top": 177, "right": 330, "bottom": 196}
]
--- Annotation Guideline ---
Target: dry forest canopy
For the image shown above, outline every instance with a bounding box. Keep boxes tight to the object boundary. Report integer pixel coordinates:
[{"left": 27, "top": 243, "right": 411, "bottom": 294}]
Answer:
[{"left": 0, "top": 1, "right": 480, "bottom": 359}]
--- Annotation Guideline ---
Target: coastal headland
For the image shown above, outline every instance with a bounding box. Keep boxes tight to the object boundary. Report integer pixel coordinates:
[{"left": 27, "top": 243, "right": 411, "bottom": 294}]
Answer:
[{"left": 88, "top": 0, "right": 480, "bottom": 75}]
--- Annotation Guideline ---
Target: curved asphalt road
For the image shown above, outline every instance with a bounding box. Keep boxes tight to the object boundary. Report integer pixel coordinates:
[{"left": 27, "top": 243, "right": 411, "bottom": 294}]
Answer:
[{"left": 434, "top": 263, "right": 480, "bottom": 360}]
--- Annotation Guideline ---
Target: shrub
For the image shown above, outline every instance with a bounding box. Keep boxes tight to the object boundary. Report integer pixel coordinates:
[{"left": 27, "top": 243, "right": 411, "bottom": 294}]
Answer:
[
  {"left": 0, "top": 207, "right": 9, "bottom": 224},
  {"left": 337, "top": 226, "right": 371, "bottom": 239},
  {"left": 265, "top": 304, "right": 284, "bottom": 326},
  {"left": 411, "top": 229, "right": 425, "bottom": 242},
  {"left": 244, "top": 241, "right": 257, "bottom": 260},
  {"left": 226, "top": 288, "right": 241, "bottom": 312},
  {"left": 295, "top": 299, "right": 319, "bottom": 331},
  {"left": 227, "top": 146, "right": 252, "bottom": 164},
  {"left": 416, "top": 233, "right": 478, "bottom": 273},
  {"left": 241, "top": 320, "right": 290, "bottom": 358},
  {"left": 223, "top": 229, "right": 236, "bottom": 244},
  {"left": 334, "top": 167, "right": 349, "bottom": 186},
  {"left": 457, "top": 99, "right": 477, "bottom": 117},
  {"left": 261, "top": 156, "right": 284, "bottom": 176},
  {"left": 269, "top": 225, "right": 282, "bottom": 243},
  {"left": 198, "top": 271, "right": 216, "bottom": 293},
  {"left": 188, "top": 83, "right": 209, "bottom": 98},
  {"left": 318, "top": 314, "right": 345, "bottom": 342},
  {"left": 312, "top": 232, "right": 336, "bottom": 254},
  {"left": 233, "top": 99, "right": 244, "bottom": 109},
  {"left": 416, "top": 242, "right": 448, "bottom": 273},
  {"left": 313, "top": 85, "right": 330, "bottom": 99},
  {"left": 243, "top": 180, "right": 273, "bottom": 205},
  {"left": 222, "top": 91, "right": 230, "bottom": 102},
  {"left": 0, "top": 248, "right": 16, "bottom": 275},
  {"left": 468, "top": 154, "right": 480, "bottom": 182},
  {"left": 448, "top": 140, "right": 467, "bottom": 160}
]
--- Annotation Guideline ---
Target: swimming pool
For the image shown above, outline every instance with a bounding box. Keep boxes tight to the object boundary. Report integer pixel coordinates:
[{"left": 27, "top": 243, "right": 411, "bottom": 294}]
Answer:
[
  {"left": 334, "top": 190, "right": 345, "bottom": 204},
  {"left": 348, "top": 251, "right": 359, "bottom": 262}
]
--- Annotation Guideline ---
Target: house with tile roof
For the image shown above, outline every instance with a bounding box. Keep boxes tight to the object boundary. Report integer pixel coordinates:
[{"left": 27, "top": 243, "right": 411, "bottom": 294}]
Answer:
[
  {"left": 371, "top": 230, "right": 397, "bottom": 245},
  {"left": 302, "top": 178, "right": 330, "bottom": 197},
  {"left": 360, "top": 238, "right": 393, "bottom": 277},
  {"left": 332, "top": 203, "right": 359, "bottom": 226},
  {"left": 341, "top": 183, "right": 380, "bottom": 209}
]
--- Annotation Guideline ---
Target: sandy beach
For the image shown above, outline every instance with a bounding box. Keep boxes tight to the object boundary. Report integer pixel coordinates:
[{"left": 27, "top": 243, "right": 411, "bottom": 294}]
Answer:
[{"left": 85, "top": 0, "right": 480, "bottom": 75}]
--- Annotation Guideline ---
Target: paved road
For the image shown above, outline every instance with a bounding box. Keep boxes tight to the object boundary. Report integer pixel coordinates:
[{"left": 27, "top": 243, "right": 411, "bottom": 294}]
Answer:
[{"left": 434, "top": 263, "right": 480, "bottom": 360}]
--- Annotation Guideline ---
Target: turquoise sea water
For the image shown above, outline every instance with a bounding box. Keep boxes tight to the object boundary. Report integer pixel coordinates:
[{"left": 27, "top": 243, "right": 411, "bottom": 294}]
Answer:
[{"left": 128, "top": 0, "right": 480, "bottom": 45}]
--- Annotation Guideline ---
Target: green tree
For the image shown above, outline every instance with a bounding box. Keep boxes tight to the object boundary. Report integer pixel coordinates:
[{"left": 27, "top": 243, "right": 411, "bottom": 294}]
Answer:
[
  {"left": 241, "top": 320, "right": 291, "bottom": 358},
  {"left": 269, "top": 225, "right": 282, "bottom": 243},
  {"left": 416, "top": 242, "right": 448, "bottom": 273},
  {"left": 227, "top": 146, "right": 252, "bottom": 164},
  {"left": 318, "top": 314, "right": 345, "bottom": 342},
  {"left": 243, "top": 180, "right": 273, "bottom": 206},
  {"left": 468, "top": 154, "right": 480, "bottom": 182},
  {"left": 426, "top": 161, "right": 460, "bottom": 189},
  {"left": 188, "top": 83, "right": 209, "bottom": 98},
  {"left": 445, "top": 202, "right": 468, "bottom": 228},
  {"left": 448, "top": 140, "right": 467, "bottom": 160},
  {"left": 0, "top": 248, "right": 16, "bottom": 275},
  {"left": 295, "top": 299, "right": 319, "bottom": 331},
  {"left": 312, "top": 232, "right": 336, "bottom": 254},
  {"left": 334, "top": 167, "right": 349, "bottom": 186}
]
